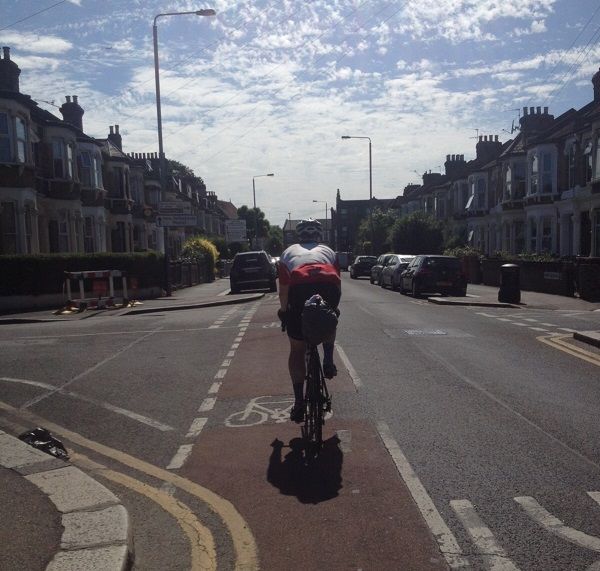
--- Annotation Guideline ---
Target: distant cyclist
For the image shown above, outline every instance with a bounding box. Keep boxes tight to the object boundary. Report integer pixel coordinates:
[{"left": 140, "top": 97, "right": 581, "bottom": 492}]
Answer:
[{"left": 277, "top": 218, "right": 341, "bottom": 422}]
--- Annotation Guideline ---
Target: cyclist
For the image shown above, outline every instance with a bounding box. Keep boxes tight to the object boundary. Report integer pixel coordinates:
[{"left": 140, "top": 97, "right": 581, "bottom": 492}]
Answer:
[{"left": 277, "top": 218, "right": 341, "bottom": 422}]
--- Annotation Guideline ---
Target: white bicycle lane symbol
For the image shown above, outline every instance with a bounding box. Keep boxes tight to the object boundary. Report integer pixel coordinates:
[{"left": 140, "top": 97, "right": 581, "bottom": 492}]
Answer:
[
  {"left": 225, "top": 396, "right": 294, "bottom": 427},
  {"left": 225, "top": 395, "right": 334, "bottom": 427}
]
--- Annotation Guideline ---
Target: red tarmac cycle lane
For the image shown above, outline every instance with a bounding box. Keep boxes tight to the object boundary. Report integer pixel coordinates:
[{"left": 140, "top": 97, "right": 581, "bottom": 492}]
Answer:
[{"left": 181, "top": 298, "right": 448, "bottom": 570}]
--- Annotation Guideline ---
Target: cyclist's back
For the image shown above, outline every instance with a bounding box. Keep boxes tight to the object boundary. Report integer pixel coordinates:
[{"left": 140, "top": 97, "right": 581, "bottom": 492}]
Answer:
[{"left": 277, "top": 219, "right": 341, "bottom": 422}]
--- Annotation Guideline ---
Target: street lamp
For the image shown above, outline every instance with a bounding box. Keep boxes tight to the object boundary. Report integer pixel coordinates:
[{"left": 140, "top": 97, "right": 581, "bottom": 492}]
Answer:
[
  {"left": 312, "top": 199, "right": 328, "bottom": 245},
  {"left": 342, "top": 135, "right": 373, "bottom": 253},
  {"left": 153, "top": 8, "right": 215, "bottom": 295},
  {"left": 252, "top": 173, "right": 274, "bottom": 248}
]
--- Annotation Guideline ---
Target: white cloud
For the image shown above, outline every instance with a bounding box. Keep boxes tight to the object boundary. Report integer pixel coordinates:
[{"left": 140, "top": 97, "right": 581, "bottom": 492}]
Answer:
[{"left": 0, "top": 31, "right": 72, "bottom": 54}]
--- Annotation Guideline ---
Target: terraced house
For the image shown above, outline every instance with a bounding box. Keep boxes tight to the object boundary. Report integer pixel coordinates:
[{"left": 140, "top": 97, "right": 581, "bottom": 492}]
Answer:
[
  {"left": 0, "top": 47, "right": 232, "bottom": 257},
  {"left": 401, "top": 69, "right": 600, "bottom": 259},
  {"left": 336, "top": 69, "right": 600, "bottom": 259}
]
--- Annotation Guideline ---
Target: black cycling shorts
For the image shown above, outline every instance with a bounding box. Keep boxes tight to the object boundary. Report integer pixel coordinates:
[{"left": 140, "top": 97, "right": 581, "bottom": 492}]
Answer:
[{"left": 285, "top": 283, "right": 341, "bottom": 341}]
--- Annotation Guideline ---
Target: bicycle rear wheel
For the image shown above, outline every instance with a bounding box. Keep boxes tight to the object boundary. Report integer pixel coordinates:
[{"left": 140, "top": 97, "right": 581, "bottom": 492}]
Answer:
[{"left": 303, "top": 346, "right": 324, "bottom": 457}]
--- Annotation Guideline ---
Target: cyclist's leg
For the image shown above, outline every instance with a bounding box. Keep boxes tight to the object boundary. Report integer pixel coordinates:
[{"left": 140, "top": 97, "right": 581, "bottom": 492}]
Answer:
[
  {"left": 285, "top": 287, "right": 307, "bottom": 422},
  {"left": 317, "top": 283, "right": 341, "bottom": 378}
]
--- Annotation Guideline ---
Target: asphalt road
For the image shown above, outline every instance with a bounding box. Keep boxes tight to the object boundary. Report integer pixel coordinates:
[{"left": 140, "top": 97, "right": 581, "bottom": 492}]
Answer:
[{"left": 1, "top": 275, "right": 600, "bottom": 570}]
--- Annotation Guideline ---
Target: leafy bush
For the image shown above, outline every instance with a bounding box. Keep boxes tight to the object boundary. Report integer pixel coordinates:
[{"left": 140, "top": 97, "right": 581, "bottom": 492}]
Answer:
[
  {"left": 444, "top": 245, "right": 483, "bottom": 258},
  {"left": 390, "top": 212, "right": 444, "bottom": 254},
  {"left": 181, "top": 236, "right": 218, "bottom": 275}
]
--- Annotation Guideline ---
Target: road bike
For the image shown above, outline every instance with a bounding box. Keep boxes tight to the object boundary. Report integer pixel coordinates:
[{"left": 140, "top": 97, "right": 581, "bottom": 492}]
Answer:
[{"left": 302, "top": 342, "right": 331, "bottom": 458}]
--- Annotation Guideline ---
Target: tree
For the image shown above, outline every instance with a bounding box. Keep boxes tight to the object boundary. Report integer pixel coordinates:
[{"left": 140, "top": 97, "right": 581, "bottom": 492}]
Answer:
[
  {"left": 356, "top": 208, "right": 397, "bottom": 255},
  {"left": 167, "top": 159, "right": 206, "bottom": 190},
  {"left": 237, "top": 205, "right": 270, "bottom": 243},
  {"left": 265, "top": 225, "right": 284, "bottom": 256},
  {"left": 390, "top": 212, "right": 444, "bottom": 254}
]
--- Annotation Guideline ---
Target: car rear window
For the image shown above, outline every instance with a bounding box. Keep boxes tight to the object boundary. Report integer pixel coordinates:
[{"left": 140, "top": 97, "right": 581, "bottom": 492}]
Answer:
[
  {"left": 233, "top": 254, "right": 267, "bottom": 268},
  {"left": 423, "top": 257, "right": 460, "bottom": 269}
]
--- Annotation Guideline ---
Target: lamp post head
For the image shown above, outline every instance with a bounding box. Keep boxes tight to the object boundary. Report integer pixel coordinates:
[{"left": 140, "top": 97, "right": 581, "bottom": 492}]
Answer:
[
  {"left": 341, "top": 136, "right": 351, "bottom": 139},
  {"left": 195, "top": 9, "right": 216, "bottom": 16},
  {"left": 267, "top": 173, "right": 274, "bottom": 176}
]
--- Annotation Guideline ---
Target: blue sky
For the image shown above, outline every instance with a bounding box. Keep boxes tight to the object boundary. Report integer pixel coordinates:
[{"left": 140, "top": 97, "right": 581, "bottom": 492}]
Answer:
[{"left": 2, "top": 0, "right": 600, "bottom": 227}]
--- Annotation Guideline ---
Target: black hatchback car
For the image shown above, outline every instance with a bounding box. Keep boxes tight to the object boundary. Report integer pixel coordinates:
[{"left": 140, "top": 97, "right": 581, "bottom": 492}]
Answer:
[
  {"left": 229, "top": 251, "right": 277, "bottom": 293},
  {"left": 370, "top": 253, "right": 396, "bottom": 285},
  {"left": 400, "top": 255, "right": 467, "bottom": 297},
  {"left": 349, "top": 255, "right": 377, "bottom": 279}
]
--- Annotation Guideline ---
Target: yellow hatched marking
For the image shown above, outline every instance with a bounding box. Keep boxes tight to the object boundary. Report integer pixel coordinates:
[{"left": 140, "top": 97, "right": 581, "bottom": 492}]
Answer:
[{"left": 538, "top": 335, "right": 600, "bottom": 367}]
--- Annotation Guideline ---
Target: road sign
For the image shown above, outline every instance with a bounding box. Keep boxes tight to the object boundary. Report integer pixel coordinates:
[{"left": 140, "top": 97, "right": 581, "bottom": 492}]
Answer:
[
  {"left": 157, "top": 214, "right": 198, "bottom": 227},
  {"left": 158, "top": 202, "right": 192, "bottom": 215},
  {"left": 225, "top": 220, "right": 247, "bottom": 243}
]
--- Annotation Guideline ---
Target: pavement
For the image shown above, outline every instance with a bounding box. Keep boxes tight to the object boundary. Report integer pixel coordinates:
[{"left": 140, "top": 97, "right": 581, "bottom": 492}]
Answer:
[{"left": 0, "top": 277, "right": 598, "bottom": 570}]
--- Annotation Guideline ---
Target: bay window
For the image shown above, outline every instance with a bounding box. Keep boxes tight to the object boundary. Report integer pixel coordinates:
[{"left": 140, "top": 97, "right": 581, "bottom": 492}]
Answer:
[
  {"left": 584, "top": 139, "right": 593, "bottom": 183},
  {"left": 476, "top": 178, "right": 486, "bottom": 209},
  {"left": 541, "top": 217, "right": 552, "bottom": 252},
  {"left": 541, "top": 152, "right": 553, "bottom": 193},
  {"left": 530, "top": 155, "right": 538, "bottom": 195},
  {"left": 567, "top": 145, "right": 576, "bottom": 189},
  {"left": 505, "top": 165, "right": 512, "bottom": 200},
  {"left": 0, "top": 112, "right": 9, "bottom": 162},
  {"left": 15, "top": 116, "right": 26, "bottom": 163},
  {"left": 52, "top": 139, "right": 75, "bottom": 179}
]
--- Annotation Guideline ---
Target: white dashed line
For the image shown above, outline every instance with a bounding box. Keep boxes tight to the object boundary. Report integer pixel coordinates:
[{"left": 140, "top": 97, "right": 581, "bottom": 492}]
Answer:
[
  {"left": 208, "top": 382, "right": 222, "bottom": 394},
  {"left": 167, "top": 444, "right": 193, "bottom": 470},
  {"left": 523, "top": 318, "right": 539, "bottom": 322},
  {"left": 451, "top": 499, "right": 519, "bottom": 570},
  {"left": 209, "top": 325, "right": 220, "bottom": 329},
  {"left": 511, "top": 322, "right": 528, "bottom": 327},
  {"left": 215, "top": 369, "right": 228, "bottom": 379},
  {"left": 335, "top": 343, "right": 363, "bottom": 389},
  {"left": 198, "top": 397, "right": 216, "bottom": 412},
  {"left": 227, "top": 351, "right": 235, "bottom": 357},
  {"left": 186, "top": 417, "right": 208, "bottom": 438},
  {"left": 559, "top": 328, "right": 578, "bottom": 333},
  {"left": 221, "top": 359, "right": 232, "bottom": 367},
  {"left": 496, "top": 318, "right": 512, "bottom": 322},
  {"left": 231, "top": 343, "right": 240, "bottom": 349},
  {"left": 529, "top": 327, "right": 549, "bottom": 332}
]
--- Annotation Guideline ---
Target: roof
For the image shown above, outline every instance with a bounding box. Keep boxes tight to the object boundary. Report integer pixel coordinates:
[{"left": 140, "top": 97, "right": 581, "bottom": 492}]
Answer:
[{"left": 216, "top": 200, "right": 238, "bottom": 219}]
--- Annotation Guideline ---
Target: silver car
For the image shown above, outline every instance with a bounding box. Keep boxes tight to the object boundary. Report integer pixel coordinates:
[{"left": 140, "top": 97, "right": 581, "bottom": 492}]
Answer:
[{"left": 380, "top": 255, "right": 415, "bottom": 290}]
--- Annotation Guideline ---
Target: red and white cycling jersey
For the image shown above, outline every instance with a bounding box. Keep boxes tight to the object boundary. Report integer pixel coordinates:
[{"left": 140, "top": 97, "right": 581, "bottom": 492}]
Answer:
[{"left": 278, "top": 242, "right": 341, "bottom": 287}]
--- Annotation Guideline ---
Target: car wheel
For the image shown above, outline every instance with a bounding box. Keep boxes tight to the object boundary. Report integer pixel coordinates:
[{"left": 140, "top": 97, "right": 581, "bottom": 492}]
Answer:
[
  {"left": 454, "top": 288, "right": 467, "bottom": 297},
  {"left": 380, "top": 278, "right": 386, "bottom": 288},
  {"left": 350, "top": 271, "right": 356, "bottom": 279},
  {"left": 370, "top": 275, "right": 374, "bottom": 284},
  {"left": 412, "top": 281, "right": 420, "bottom": 298},
  {"left": 230, "top": 285, "right": 239, "bottom": 294},
  {"left": 391, "top": 278, "right": 399, "bottom": 291}
]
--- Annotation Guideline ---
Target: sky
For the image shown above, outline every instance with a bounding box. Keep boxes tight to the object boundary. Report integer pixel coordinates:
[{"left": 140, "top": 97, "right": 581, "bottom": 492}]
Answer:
[{"left": 2, "top": 0, "right": 600, "bottom": 227}]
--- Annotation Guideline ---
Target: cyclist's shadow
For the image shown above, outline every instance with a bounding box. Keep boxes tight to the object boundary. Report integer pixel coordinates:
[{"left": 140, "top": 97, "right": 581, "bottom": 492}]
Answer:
[{"left": 267, "top": 436, "right": 343, "bottom": 504}]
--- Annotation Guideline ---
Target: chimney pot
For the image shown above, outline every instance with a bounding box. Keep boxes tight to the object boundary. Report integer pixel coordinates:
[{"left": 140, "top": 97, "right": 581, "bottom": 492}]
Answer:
[
  {"left": 530, "top": 106, "right": 535, "bottom": 114},
  {"left": 446, "top": 154, "right": 450, "bottom": 161},
  {"left": 109, "top": 125, "right": 114, "bottom": 134},
  {"left": 115, "top": 124, "right": 119, "bottom": 134},
  {"left": 543, "top": 106, "right": 548, "bottom": 114},
  {"left": 523, "top": 107, "right": 528, "bottom": 115},
  {"left": 73, "top": 95, "right": 78, "bottom": 104},
  {"left": 2, "top": 47, "right": 9, "bottom": 60},
  {"left": 479, "top": 136, "right": 483, "bottom": 142},
  {"left": 452, "top": 154, "right": 455, "bottom": 161},
  {"left": 536, "top": 106, "right": 541, "bottom": 114},
  {"left": 66, "top": 95, "right": 71, "bottom": 103}
]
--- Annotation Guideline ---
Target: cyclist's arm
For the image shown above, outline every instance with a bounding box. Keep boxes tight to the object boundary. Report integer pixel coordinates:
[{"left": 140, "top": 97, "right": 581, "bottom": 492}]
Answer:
[{"left": 279, "top": 283, "right": 289, "bottom": 311}]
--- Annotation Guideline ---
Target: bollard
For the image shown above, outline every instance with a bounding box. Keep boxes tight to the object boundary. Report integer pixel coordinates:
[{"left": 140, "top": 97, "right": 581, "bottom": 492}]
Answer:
[{"left": 498, "top": 263, "right": 520, "bottom": 304}]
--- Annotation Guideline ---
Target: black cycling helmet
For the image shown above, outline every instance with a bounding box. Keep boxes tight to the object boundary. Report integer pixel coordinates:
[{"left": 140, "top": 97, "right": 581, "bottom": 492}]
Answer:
[{"left": 296, "top": 218, "right": 322, "bottom": 243}]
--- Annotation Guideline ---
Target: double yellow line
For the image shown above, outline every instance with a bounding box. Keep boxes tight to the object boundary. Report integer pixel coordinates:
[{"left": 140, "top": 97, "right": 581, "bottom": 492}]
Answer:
[
  {"left": 538, "top": 334, "right": 600, "bottom": 367},
  {"left": 0, "top": 401, "right": 259, "bottom": 571}
]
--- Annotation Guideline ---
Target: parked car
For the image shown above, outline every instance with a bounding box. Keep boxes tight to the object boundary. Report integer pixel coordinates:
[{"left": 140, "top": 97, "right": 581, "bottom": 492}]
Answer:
[
  {"left": 229, "top": 250, "right": 277, "bottom": 293},
  {"left": 380, "top": 255, "right": 415, "bottom": 290},
  {"left": 399, "top": 255, "right": 467, "bottom": 297},
  {"left": 349, "top": 255, "right": 377, "bottom": 279},
  {"left": 370, "top": 253, "right": 396, "bottom": 285}
]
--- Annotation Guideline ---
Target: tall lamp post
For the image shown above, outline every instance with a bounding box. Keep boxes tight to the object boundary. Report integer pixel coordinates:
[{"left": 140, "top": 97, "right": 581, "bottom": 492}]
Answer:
[
  {"left": 252, "top": 173, "right": 274, "bottom": 248},
  {"left": 341, "top": 135, "right": 373, "bottom": 253},
  {"left": 153, "top": 8, "right": 215, "bottom": 295},
  {"left": 312, "top": 199, "right": 328, "bottom": 245}
]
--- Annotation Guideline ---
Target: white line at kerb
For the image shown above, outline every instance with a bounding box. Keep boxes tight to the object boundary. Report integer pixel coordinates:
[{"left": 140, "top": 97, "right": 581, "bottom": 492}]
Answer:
[
  {"left": 376, "top": 422, "right": 470, "bottom": 569},
  {"left": 335, "top": 343, "right": 363, "bottom": 389}
]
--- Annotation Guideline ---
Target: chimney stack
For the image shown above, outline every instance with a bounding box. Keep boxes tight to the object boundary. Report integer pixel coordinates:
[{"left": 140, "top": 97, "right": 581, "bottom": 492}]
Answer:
[
  {"left": 0, "top": 46, "right": 21, "bottom": 92},
  {"left": 59, "top": 94, "right": 85, "bottom": 131},
  {"left": 107, "top": 124, "right": 123, "bottom": 150}
]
